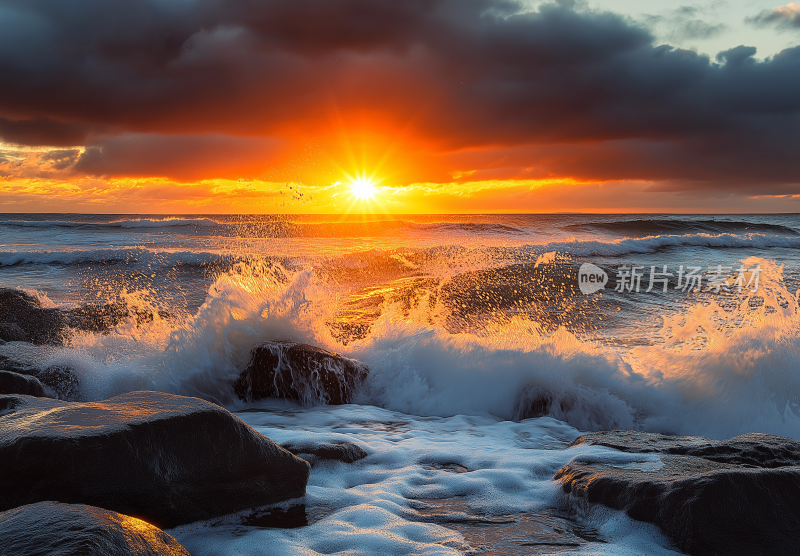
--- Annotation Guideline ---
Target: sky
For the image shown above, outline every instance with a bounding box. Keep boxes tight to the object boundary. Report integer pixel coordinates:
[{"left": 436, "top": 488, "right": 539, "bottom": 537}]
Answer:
[{"left": 1, "top": 0, "right": 799, "bottom": 214}]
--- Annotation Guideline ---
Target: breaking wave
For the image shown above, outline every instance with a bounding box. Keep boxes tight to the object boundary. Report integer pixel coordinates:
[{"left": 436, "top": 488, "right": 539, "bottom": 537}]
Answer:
[
  {"left": 18, "top": 255, "right": 798, "bottom": 441},
  {"left": 0, "top": 248, "right": 239, "bottom": 268},
  {"left": 567, "top": 219, "right": 799, "bottom": 237}
]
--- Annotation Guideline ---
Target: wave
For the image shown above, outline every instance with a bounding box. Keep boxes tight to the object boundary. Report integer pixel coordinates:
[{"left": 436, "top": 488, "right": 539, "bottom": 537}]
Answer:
[
  {"left": 23, "top": 257, "right": 797, "bottom": 441},
  {"left": 414, "top": 222, "right": 525, "bottom": 234},
  {"left": 0, "top": 217, "right": 221, "bottom": 230},
  {"left": 4, "top": 230, "right": 796, "bottom": 271},
  {"left": 524, "top": 232, "right": 800, "bottom": 258},
  {"left": 0, "top": 247, "right": 236, "bottom": 267},
  {"left": 0, "top": 217, "right": 526, "bottom": 238},
  {"left": 567, "top": 219, "right": 799, "bottom": 237},
  {"left": 115, "top": 218, "right": 220, "bottom": 228}
]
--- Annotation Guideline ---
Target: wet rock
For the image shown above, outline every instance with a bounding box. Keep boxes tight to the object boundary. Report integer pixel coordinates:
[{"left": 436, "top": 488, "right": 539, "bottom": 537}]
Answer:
[
  {"left": 0, "top": 354, "right": 39, "bottom": 376},
  {"left": 0, "top": 391, "right": 310, "bottom": 528},
  {"left": 37, "top": 365, "right": 81, "bottom": 400},
  {"left": 556, "top": 431, "right": 800, "bottom": 556},
  {"left": 234, "top": 341, "right": 369, "bottom": 405},
  {"left": 282, "top": 440, "right": 368, "bottom": 463},
  {"left": 571, "top": 430, "right": 800, "bottom": 468},
  {"left": 65, "top": 302, "right": 171, "bottom": 333},
  {"left": 0, "top": 323, "right": 28, "bottom": 343},
  {"left": 0, "top": 288, "right": 67, "bottom": 345},
  {"left": 0, "top": 371, "right": 45, "bottom": 397},
  {"left": 0, "top": 501, "right": 189, "bottom": 556}
]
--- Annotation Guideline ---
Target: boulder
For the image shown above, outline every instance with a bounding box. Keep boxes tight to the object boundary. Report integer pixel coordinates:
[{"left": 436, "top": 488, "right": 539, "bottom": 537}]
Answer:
[
  {"left": 282, "top": 440, "right": 368, "bottom": 464},
  {"left": 0, "top": 354, "right": 39, "bottom": 376},
  {"left": 234, "top": 341, "right": 369, "bottom": 405},
  {"left": 0, "top": 288, "right": 67, "bottom": 345},
  {"left": 0, "top": 323, "right": 28, "bottom": 343},
  {"left": 555, "top": 431, "right": 800, "bottom": 556},
  {"left": 571, "top": 430, "right": 800, "bottom": 468},
  {"left": 37, "top": 365, "right": 81, "bottom": 400},
  {"left": 0, "top": 371, "right": 45, "bottom": 397},
  {"left": 0, "top": 391, "right": 310, "bottom": 528},
  {"left": 0, "top": 501, "right": 189, "bottom": 556},
  {"left": 65, "top": 302, "right": 172, "bottom": 333}
]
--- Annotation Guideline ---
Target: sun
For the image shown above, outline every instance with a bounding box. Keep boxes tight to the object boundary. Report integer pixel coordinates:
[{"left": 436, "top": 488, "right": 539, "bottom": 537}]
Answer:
[{"left": 350, "top": 177, "right": 377, "bottom": 200}]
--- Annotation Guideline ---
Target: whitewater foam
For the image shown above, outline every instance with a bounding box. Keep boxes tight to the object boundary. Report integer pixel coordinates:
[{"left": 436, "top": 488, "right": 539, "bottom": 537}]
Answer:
[{"left": 13, "top": 253, "right": 794, "bottom": 441}]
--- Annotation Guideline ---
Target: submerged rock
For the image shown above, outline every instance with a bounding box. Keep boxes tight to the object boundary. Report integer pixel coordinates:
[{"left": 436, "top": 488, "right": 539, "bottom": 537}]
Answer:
[
  {"left": 555, "top": 430, "right": 800, "bottom": 556},
  {"left": 0, "top": 323, "right": 28, "bottom": 343},
  {"left": 0, "top": 501, "right": 189, "bottom": 556},
  {"left": 0, "top": 391, "right": 310, "bottom": 528},
  {"left": 0, "top": 288, "right": 67, "bottom": 345},
  {"left": 0, "top": 371, "right": 45, "bottom": 397},
  {"left": 234, "top": 341, "right": 369, "bottom": 405},
  {"left": 282, "top": 440, "right": 368, "bottom": 464}
]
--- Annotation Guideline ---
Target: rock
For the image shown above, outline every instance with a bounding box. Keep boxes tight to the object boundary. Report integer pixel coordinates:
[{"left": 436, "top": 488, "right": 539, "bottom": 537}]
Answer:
[
  {"left": 0, "top": 391, "right": 310, "bottom": 528},
  {"left": 234, "top": 341, "right": 369, "bottom": 405},
  {"left": 65, "top": 302, "right": 172, "bottom": 334},
  {"left": 0, "top": 323, "right": 28, "bottom": 343},
  {"left": 555, "top": 431, "right": 800, "bottom": 556},
  {"left": 571, "top": 430, "right": 800, "bottom": 468},
  {"left": 0, "top": 288, "right": 67, "bottom": 345},
  {"left": 0, "top": 501, "right": 189, "bottom": 556},
  {"left": 0, "top": 354, "right": 39, "bottom": 376},
  {"left": 0, "top": 371, "right": 45, "bottom": 397},
  {"left": 282, "top": 440, "right": 368, "bottom": 463},
  {"left": 37, "top": 365, "right": 81, "bottom": 400}
]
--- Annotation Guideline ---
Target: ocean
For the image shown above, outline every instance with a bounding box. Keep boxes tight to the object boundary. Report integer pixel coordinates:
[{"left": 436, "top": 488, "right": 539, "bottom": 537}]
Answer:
[{"left": 2, "top": 213, "right": 799, "bottom": 555}]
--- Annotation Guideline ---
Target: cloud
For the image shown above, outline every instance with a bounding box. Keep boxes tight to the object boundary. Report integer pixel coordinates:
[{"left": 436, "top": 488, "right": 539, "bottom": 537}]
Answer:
[
  {"left": 40, "top": 148, "right": 80, "bottom": 170},
  {"left": 0, "top": 0, "right": 798, "bottom": 191},
  {"left": 747, "top": 3, "right": 800, "bottom": 30},
  {"left": 645, "top": 6, "right": 727, "bottom": 42},
  {"left": 0, "top": 117, "right": 100, "bottom": 146},
  {"left": 73, "top": 134, "right": 287, "bottom": 180}
]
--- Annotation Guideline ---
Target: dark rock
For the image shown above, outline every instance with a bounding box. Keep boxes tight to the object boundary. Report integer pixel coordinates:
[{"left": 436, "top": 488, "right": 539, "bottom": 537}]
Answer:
[
  {"left": 0, "top": 288, "right": 67, "bottom": 345},
  {"left": 234, "top": 341, "right": 369, "bottom": 405},
  {"left": 0, "top": 289, "right": 171, "bottom": 344},
  {"left": 37, "top": 365, "right": 81, "bottom": 400},
  {"left": 0, "top": 501, "right": 189, "bottom": 556},
  {"left": 0, "top": 354, "right": 39, "bottom": 376},
  {"left": 556, "top": 430, "right": 800, "bottom": 555},
  {"left": 571, "top": 430, "right": 800, "bottom": 468},
  {"left": 0, "top": 323, "right": 28, "bottom": 343},
  {"left": 0, "top": 391, "right": 310, "bottom": 528},
  {"left": 65, "top": 302, "right": 172, "bottom": 334},
  {"left": 0, "top": 371, "right": 45, "bottom": 397},
  {"left": 282, "top": 440, "right": 368, "bottom": 463}
]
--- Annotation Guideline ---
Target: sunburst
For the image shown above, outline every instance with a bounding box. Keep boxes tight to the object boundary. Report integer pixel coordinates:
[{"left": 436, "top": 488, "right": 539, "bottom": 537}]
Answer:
[{"left": 350, "top": 177, "right": 378, "bottom": 200}]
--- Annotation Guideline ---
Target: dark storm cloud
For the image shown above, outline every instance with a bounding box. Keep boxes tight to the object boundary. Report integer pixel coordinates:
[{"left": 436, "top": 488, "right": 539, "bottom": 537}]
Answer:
[
  {"left": 0, "top": 117, "right": 100, "bottom": 146},
  {"left": 747, "top": 4, "right": 800, "bottom": 30},
  {"left": 72, "top": 133, "right": 286, "bottom": 180},
  {"left": 0, "top": 0, "right": 798, "bottom": 185}
]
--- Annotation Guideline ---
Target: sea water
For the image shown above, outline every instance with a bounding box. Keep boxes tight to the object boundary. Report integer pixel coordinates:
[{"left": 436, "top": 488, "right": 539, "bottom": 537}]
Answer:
[{"left": 2, "top": 213, "right": 799, "bottom": 554}]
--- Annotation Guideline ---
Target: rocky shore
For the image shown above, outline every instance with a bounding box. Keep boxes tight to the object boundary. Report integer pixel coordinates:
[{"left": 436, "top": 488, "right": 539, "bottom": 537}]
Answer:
[{"left": 2, "top": 286, "right": 800, "bottom": 555}]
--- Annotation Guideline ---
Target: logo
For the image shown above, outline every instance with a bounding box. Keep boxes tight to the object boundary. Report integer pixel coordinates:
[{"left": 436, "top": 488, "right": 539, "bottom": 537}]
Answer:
[{"left": 578, "top": 263, "right": 608, "bottom": 294}]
